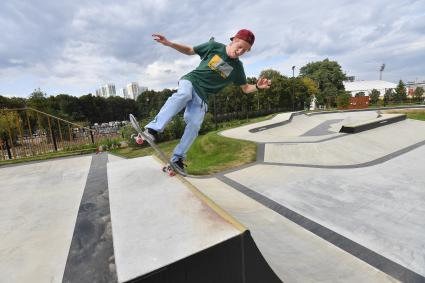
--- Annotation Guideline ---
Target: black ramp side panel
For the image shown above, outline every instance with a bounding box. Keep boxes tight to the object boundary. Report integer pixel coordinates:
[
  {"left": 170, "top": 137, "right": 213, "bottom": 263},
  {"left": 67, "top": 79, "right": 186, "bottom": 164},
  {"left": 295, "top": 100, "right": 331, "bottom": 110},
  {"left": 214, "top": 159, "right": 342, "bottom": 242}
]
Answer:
[
  {"left": 128, "top": 234, "right": 243, "bottom": 283},
  {"left": 128, "top": 231, "right": 282, "bottom": 283},
  {"left": 243, "top": 230, "right": 282, "bottom": 283}
]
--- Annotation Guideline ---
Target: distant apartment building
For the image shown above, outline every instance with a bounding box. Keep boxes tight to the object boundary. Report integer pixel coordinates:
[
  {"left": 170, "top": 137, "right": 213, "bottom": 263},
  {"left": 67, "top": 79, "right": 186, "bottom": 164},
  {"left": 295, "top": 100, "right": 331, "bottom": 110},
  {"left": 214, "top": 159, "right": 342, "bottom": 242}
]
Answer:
[
  {"left": 122, "top": 88, "right": 129, "bottom": 99},
  {"left": 95, "top": 84, "right": 116, "bottom": 98},
  {"left": 126, "top": 82, "right": 140, "bottom": 100},
  {"left": 101, "top": 86, "right": 108, "bottom": 97},
  {"left": 105, "top": 84, "right": 116, "bottom": 97},
  {"left": 96, "top": 82, "right": 148, "bottom": 99}
]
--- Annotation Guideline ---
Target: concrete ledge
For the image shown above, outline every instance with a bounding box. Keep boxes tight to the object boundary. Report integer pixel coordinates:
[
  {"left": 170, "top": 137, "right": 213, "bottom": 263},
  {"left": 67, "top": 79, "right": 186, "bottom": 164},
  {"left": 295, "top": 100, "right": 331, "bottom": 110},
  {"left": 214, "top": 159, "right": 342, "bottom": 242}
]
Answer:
[
  {"left": 248, "top": 111, "right": 304, "bottom": 133},
  {"left": 340, "top": 114, "right": 407, "bottom": 133}
]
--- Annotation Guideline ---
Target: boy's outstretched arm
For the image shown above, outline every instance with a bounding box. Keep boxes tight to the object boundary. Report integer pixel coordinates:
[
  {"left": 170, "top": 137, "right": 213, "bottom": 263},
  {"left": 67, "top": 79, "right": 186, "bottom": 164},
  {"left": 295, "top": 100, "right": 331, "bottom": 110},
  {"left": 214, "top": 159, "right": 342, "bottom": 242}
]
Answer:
[
  {"left": 240, "top": 77, "right": 272, "bottom": 93},
  {"left": 152, "top": 34, "right": 195, "bottom": 55}
]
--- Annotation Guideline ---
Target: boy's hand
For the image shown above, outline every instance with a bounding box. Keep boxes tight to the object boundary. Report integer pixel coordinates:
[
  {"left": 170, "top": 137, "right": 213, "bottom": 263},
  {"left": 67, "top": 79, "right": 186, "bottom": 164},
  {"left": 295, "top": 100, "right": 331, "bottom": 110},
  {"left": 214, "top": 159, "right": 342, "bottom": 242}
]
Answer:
[
  {"left": 256, "top": 77, "right": 272, "bottom": 89},
  {"left": 152, "top": 34, "right": 172, "bottom": 47}
]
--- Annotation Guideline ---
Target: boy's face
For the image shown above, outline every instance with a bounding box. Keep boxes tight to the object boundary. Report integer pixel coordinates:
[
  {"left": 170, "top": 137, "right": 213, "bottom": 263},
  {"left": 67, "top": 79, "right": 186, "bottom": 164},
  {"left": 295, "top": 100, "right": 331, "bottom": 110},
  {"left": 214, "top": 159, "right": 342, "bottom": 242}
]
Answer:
[{"left": 227, "top": 38, "right": 251, "bottom": 59}]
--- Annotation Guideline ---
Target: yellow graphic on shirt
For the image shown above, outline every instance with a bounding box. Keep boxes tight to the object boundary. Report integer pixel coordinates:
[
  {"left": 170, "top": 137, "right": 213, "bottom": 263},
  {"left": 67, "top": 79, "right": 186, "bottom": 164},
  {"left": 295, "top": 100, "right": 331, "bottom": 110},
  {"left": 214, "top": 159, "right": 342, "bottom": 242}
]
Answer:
[{"left": 207, "top": 55, "right": 233, "bottom": 78}]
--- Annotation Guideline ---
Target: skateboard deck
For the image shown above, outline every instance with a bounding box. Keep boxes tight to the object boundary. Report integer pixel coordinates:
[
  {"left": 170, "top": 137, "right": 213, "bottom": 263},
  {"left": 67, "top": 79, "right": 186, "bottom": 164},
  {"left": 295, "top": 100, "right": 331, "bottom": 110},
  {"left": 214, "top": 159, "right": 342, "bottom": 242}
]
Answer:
[{"left": 129, "top": 114, "right": 184, "bottom": 177}]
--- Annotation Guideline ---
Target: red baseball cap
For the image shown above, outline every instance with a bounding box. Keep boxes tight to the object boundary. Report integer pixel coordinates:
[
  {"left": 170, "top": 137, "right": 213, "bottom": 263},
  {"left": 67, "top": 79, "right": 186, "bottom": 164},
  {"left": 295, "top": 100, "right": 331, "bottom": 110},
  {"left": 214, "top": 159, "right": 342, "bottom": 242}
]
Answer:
[{"left": 230, "top": 29, "right": 255, "bottom": 47}]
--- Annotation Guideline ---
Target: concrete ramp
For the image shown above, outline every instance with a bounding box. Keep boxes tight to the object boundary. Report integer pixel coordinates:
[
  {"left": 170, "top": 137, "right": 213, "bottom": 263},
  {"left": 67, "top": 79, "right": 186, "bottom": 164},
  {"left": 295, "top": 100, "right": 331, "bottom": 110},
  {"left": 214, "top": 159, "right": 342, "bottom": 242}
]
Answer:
[
  {"left": 107, "top": 156, "right": 281, "bottom": 283},
  {"left": 221, "top": 111, "right": 382, "bottom": 143}
]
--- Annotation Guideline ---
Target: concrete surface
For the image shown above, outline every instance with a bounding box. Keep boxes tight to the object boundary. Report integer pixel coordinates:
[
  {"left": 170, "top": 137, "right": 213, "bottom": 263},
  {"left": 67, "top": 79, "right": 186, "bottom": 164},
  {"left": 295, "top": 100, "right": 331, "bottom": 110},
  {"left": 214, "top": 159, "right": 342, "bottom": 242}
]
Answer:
[
  {"left": 264, "top": 119, "right": 425, "bottom": 165},
  {"left": 107, "top": 153, "right": 125, "bottom": 163},
  {"left": 189, "top": 177, "right": 399, "bottom": 283},
  {"left": 0, "top": 156, "right": 92, "bottom": 283},
  {"left": 224, "top": 145, "right": 425, "bottom": 277}
]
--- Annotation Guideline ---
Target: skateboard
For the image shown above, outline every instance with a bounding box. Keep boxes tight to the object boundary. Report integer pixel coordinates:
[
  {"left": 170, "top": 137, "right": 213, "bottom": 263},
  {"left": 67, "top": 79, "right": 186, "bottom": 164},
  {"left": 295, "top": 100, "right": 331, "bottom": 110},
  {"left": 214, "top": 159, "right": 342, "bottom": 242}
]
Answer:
[{"left": 129, "top": 114, "right": 182, "bottom": 177}]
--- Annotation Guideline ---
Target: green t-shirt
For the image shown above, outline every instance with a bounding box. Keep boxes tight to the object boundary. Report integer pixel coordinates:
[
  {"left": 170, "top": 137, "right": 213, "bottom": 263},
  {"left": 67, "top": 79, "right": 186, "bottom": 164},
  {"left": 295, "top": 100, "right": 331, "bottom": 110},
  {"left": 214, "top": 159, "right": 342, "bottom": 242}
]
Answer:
[{"left": 181, "top": 39, "right": 247, "bottom": 103}]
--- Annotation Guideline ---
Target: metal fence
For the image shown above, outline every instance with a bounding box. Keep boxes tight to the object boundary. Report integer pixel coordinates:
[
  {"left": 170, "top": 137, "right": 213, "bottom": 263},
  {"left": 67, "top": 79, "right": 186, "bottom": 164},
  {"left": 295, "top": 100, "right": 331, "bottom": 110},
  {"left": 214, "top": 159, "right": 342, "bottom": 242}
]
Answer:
[{"left": 0, "top": 108, "right": 121, "bottom": 161}]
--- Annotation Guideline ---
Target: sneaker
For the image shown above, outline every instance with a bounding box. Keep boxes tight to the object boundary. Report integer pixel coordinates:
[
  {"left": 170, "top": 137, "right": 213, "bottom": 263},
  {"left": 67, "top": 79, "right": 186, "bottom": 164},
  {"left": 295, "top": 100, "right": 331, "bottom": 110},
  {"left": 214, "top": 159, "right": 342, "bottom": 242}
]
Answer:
[
  {"left": 170, "top": 158, "right": 187, "bottom": 176},
  {"left": 143, "top": 128, "right": 158, "bottom": 142}
]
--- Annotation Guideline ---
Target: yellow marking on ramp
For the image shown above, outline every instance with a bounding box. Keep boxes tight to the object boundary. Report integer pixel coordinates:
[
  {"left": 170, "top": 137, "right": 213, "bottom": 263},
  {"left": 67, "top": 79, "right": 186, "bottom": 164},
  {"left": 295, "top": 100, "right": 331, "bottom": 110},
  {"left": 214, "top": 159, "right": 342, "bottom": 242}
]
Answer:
[{"left": 152, "top": 155, "right": 247, "bottom": 233}]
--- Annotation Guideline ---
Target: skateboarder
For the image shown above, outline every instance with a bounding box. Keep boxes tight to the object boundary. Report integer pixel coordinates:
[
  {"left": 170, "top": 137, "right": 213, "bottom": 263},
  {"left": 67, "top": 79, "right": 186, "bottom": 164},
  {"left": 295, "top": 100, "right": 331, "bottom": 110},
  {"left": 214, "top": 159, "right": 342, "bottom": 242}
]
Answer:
[{"left": 144, "top": 29, "right": 272, "bottom": 175}]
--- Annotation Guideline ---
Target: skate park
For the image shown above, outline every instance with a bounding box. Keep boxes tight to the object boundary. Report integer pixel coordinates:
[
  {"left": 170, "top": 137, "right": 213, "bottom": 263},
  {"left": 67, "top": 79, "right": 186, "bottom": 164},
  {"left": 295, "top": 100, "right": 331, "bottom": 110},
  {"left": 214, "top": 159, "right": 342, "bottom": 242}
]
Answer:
[{"left": 1, "top": 109, "right": 425, "bottom": 283}]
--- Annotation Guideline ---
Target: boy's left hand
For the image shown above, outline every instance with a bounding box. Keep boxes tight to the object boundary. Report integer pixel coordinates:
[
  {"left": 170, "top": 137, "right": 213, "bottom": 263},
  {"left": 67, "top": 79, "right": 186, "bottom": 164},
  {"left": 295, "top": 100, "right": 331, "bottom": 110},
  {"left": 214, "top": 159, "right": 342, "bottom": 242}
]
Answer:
[{"left": 257, "top": 77, "right": 272, "bottom": 89}]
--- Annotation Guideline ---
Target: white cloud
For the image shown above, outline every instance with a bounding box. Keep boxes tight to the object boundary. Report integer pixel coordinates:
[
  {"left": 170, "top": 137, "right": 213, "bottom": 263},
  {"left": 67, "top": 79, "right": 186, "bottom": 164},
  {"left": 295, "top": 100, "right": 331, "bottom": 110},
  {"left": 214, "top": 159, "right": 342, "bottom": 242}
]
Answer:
[
  {"left": 0, "top": 0, "right": 424, "bottom": 97},
  {"left": 140, "top": 57, "right": 199, "bottom": 90}
]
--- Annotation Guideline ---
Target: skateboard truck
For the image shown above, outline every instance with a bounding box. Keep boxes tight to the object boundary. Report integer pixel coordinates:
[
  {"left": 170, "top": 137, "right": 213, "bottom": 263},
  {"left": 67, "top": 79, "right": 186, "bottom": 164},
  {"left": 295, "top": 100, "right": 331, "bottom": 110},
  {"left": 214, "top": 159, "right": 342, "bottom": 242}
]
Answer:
[{"left": 162, "top": 164, "right": 176, "bottom": 177}]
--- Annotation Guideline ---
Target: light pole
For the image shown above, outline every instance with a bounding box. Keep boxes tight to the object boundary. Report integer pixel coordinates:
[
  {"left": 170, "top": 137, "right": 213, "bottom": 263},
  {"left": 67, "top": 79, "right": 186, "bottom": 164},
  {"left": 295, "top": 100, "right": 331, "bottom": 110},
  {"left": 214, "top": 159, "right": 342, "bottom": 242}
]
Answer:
[
  {"left": 292, "top": 66, "right": 296, "bottom": 111},
  {"left": 379, "top": 64, "right": 385, "bottom": 80}
]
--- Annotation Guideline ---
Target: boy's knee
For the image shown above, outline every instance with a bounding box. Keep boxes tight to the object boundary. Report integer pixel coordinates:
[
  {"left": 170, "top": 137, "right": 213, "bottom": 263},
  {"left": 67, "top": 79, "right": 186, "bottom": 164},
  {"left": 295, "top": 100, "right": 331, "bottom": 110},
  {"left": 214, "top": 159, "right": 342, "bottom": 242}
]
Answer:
[{"left": 186, "top": 121, "right": 202, "bottom": 132}]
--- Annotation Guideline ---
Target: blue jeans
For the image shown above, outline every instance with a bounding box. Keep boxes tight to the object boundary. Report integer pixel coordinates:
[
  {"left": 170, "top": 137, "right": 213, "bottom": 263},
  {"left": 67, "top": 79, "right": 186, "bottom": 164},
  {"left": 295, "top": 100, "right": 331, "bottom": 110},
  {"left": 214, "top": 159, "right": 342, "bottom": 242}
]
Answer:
[{"left": 145, "top": 80, "right": 207, "bottom": 162}]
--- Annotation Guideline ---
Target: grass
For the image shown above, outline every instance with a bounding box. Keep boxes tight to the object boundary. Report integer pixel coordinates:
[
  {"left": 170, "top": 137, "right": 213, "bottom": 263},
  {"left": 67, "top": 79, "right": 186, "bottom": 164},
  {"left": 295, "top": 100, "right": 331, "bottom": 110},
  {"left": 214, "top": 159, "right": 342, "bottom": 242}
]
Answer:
[
  {"left": 111, "top": 114, "right": 274, "bottom": 175},
  {"left": 111, "top": 131, "right": 256, "bottom": 175},
  {"left": 186, "top": 131, "right": 256, "bottom": 175},
  {"left": 384, "top": 109, "right": 425, "bottom": 121},
  {"left": 110, "top": 139, "right": 179, "bottom": 159},
  {"left": 407, "top": 112, "right": 425, "bottom": 121},
  {"left": 369, "top": 102, "right": 424, "bottom": 108}
]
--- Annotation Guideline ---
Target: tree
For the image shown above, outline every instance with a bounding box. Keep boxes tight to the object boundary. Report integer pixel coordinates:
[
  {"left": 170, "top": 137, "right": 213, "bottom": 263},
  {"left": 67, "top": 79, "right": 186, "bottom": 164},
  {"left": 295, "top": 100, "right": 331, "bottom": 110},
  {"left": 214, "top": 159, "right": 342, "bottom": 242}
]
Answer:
[
  {"left": 78, "top": 94, "right": 98, "bottom": 123},
  {"left": 259, "top": 69, "right": 287, "bottom": 110},
  {"left": 384, "top": 89, "right": 394, "bottom": 105},
  {"left": 370, "top": 89, "right": 380, "bottom": 105},
  {"left": 414, "top": 87, "right": 424, "bottom": 103},
  {"left": 0, "top": 95, "right": 8, "bottom": 109},
  {"left": 55, "top": 94, "right": 84, "bottom": 121},
  {"left": 299, "top": 59, "right": 347, "bottom": 108},
  {"left": 0, "top": 96, "right": 26, "bottom": 109},
  {"left": 355, "top": 92, "right": 365, "bottom": 97},
  {"left": 295, "top": 77, "right": 317, "bottom": 110},
  {"left": 394, "top": 80, "right": 407, "bottom": 103},
  {"left": 337, "top": 91, "right": 351, "bottom": 109},
  {"left": 27, "top": 88, "right": 48, "bottom": 111},
  {"left": 0, "top": 111, "right": 16, "bottom": 144}
]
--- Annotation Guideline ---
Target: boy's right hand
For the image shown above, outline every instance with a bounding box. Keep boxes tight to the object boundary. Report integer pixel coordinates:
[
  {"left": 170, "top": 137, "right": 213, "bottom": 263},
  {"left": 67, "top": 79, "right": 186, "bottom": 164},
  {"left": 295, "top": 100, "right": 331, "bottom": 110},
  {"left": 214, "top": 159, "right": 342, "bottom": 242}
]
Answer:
[
  {"left": 152, "top": 34, "right": 195, "bottom": 55},
  {"left": 152, "top": 34, "right": 171, "bottom": 46}
]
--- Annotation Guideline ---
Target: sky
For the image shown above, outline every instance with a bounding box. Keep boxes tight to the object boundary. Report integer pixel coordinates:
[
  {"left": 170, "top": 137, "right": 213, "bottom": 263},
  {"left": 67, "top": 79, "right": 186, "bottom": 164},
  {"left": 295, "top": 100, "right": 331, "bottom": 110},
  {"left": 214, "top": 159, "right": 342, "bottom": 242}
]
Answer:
[{"left": 1, "top": 0, "right": 424, "bottom": 98}]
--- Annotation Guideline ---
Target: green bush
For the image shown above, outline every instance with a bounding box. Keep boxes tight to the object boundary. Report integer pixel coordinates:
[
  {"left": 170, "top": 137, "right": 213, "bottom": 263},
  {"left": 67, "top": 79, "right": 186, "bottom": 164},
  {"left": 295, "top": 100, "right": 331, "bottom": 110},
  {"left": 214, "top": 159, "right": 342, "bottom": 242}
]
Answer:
[
  {"left": 96, "top": 137, "right": 125, "bottom": 151},
  {"left": 162, "top": 115, "right": 185, "bottom": 141},
  {"left": 121, "top": 123, "right": 140, "bottom": 147},
  {"left": 200, "top": 113, "right": 214, "bottom": 134},
  {"left": 337, "top": 92, "right": 351, "bottom": 108}
]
